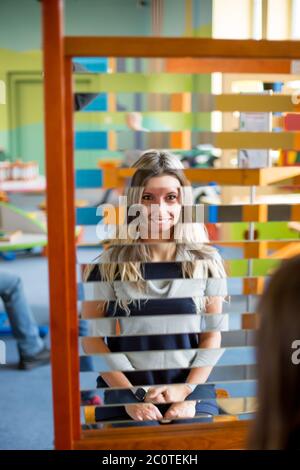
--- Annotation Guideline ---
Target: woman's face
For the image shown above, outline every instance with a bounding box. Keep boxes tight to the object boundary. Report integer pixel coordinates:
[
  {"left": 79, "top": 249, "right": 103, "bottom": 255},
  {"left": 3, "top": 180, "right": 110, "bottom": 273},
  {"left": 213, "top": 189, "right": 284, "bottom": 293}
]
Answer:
[{"left": 140, "top": 175, "right": 182, "bottom": 239}]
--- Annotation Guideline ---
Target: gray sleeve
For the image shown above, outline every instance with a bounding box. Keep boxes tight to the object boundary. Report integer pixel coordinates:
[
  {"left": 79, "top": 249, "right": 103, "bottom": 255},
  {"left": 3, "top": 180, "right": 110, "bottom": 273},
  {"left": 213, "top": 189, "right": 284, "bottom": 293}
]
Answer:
[
  {"left": 102, "top": 353, "right": 136, "bottom": 372},
  {"left": 93, "top": 281, "right": 117, "bottom": 301},
  {"left": 192, "top": 257, "right": 227, "bottom": 365},
  {"left": 81, "top": 280, "right": 117, "bottom": 301},
  {"left": 91, "top": 320, "right": 136, "bottom": 372},
  {"left": 189, "top": 347, "right": 225, "bottom": 368},
  {"left": 201, "top": 313, "right": 229, "bottom": 332},
  {"left": 204, "top": 277, "right": 228, "bottom": 297},
  {"left": 202, "top": 250, "right": 228, "bottom": 328},
  {"left": 86, "top": 251, "right": 135, "bottom": 372}
]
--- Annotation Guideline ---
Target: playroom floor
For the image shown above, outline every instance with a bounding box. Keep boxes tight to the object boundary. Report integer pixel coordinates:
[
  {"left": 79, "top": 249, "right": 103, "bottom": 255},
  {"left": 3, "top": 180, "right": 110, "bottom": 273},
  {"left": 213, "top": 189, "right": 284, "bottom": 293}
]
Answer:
[{"left": 0, "top": 253, "right": 52, "bottom": 450}]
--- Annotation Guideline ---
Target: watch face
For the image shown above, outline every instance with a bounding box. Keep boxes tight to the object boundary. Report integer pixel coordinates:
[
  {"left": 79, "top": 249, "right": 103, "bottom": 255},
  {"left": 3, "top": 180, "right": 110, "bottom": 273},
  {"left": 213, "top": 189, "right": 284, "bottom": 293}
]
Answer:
[{"left": 135, "top": 388, "right": 147, "bottom": 402}]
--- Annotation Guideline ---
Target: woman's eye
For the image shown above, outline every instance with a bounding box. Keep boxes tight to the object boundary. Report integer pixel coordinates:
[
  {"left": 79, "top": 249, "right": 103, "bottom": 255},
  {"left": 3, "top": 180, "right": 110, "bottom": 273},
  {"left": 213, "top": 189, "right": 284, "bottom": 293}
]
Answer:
[
  {"left": 167, "top": 194, "right": 177, "bottom": 201},
  {"left": 142, "top": 194, "right": 152, "bottom": 201}
]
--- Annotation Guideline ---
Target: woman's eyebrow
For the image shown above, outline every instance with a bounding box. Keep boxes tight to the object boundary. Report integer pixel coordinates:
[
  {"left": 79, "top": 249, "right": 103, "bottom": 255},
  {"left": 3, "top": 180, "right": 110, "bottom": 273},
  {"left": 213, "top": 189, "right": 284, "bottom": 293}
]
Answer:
[
  {"left": 143, "top": 187, "right": 180, "bottom": 193},
  {"left": 165, "top": 189, "right": 180, "bottom": 195}
]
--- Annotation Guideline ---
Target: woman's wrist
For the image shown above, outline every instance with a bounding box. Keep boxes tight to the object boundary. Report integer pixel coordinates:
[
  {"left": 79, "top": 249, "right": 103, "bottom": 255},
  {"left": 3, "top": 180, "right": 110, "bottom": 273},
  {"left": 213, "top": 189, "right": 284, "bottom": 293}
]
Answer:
[{"left": 182, "top": 383, "right": 196, "bottom": 398}]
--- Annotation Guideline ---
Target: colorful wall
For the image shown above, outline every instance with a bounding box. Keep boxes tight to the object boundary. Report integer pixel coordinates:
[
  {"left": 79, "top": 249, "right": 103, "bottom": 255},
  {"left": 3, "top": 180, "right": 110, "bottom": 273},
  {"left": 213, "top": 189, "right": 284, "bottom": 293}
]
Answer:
[{"left": 0, "top": 0, "right": 213, "bottom": 175}]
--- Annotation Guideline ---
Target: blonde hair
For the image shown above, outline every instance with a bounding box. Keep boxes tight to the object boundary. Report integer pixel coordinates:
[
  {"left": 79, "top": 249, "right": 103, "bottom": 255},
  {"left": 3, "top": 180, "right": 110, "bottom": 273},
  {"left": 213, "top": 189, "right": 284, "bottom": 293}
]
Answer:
[{"left": 85, "top": 150, "right": 226, "bottom": 314}]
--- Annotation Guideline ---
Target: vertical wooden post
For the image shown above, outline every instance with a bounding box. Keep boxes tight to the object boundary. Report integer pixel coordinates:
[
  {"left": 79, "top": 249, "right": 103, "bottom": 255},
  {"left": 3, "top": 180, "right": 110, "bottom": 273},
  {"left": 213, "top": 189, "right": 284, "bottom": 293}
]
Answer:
[
  {"left": 42, "top": 0, "right": 79, "bottom": 449},
  {"left": 64, "top": 55, "right": 81, "bottom": 442}
]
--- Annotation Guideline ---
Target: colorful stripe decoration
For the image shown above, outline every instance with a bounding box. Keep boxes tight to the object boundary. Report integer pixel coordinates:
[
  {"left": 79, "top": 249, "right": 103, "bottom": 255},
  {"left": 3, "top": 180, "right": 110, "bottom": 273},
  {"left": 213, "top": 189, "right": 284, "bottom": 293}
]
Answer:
[
  {"left": 74, "top": 131, "right": 300, "bottom": 151},
  {"left": 75, "top": 169, "right": 103, "bottom": 188},
  {"left": 74, "top": 92, "right": 300, "bottom": 113},
  {"left": 79, "top": 94, "right": 108, "bottom": 111},
  {"left": 75, "top": 131, "right": 107, "bottom": 149},
  {"left": 73, "top": 57, "right": 108, "bottom": 73}
]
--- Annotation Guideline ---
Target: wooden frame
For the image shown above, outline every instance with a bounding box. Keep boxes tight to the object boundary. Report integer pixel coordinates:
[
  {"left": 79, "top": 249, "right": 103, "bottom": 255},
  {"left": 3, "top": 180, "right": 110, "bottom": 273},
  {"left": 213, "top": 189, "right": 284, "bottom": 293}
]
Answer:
[
  {"left": 165, "top": 58, "right": 294, "bottom": 74},
  {"left": 42, "top": 0, "right": 300, "bottom": 450},
  {"left": 64, "top": 37, "right": 300, "bottom": 59},
  {"left": 42, "top": 0, "right": 79, "bottom": 449},
  {"left": 74, "top": 421, "right": 249, "bottom": 450},
  {"left": 101, "top": 166, "right": 300, "bottom": 189}
]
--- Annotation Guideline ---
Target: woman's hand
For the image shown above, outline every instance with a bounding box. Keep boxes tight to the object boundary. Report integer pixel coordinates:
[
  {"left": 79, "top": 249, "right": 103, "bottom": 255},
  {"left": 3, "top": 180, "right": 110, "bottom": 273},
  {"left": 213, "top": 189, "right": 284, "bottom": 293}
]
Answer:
[
  {"left": 145, "top": 384, "right": 193, "bottom": 404},
  {"left": 163, "top": 400, "right": 197, "bottom": 421},
  {"left": 125, "top": 403, "right": 163, "bottom": 422}
]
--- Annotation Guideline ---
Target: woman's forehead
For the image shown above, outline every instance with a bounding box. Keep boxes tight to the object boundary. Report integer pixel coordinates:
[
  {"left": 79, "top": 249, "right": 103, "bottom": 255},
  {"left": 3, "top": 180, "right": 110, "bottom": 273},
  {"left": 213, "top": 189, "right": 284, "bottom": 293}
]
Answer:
[{"left": 144, "top": 175, "right": 181, "bottom": 191}]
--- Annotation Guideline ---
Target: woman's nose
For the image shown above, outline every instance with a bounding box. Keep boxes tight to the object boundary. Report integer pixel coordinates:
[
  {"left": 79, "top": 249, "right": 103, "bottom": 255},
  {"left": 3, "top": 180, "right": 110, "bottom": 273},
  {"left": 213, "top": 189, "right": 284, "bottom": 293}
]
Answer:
[
  {"left": 157, "top": 199, "right": 170, "bottom": 214},
  {"left": 150, "top": 200, "right": 167, "bottom": 217}
]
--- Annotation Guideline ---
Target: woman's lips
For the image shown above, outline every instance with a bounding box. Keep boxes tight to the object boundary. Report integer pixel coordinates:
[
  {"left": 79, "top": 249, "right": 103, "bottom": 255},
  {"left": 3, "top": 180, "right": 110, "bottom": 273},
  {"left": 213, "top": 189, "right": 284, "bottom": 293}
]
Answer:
[{"left": 150, "top": 218, "right": 172, "bottom": 223}]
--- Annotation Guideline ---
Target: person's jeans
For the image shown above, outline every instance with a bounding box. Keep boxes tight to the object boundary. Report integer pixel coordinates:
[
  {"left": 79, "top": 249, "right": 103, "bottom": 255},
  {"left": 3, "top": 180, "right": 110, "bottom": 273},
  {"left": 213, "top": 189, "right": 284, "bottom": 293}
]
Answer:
[{"left": 0, "top": 271, "right": 43, "bottom": 357}]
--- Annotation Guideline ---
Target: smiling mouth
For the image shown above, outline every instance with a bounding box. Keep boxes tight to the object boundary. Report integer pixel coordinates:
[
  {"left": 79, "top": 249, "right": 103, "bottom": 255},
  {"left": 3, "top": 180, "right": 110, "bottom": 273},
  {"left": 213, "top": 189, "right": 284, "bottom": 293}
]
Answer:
[{"left": 150, "top": 218, "right": 172, "bottom": 223}]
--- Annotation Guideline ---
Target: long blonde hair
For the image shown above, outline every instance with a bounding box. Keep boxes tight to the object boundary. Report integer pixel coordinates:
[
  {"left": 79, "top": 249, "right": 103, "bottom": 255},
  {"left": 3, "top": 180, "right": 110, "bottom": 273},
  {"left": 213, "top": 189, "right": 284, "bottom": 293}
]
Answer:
[{"left": 85, "top": 150, "right": 226, "bottom": 314}]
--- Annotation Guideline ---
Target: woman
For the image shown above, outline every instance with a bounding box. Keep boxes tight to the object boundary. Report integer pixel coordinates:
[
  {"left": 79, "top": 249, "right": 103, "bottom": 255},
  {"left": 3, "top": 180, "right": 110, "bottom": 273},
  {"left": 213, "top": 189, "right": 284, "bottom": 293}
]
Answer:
[
  {"left": 249, "top": 255, "right": 300, "bottom": 449},
  {"left": 84, "top": 150, "right": 227, "bottom": 427}
]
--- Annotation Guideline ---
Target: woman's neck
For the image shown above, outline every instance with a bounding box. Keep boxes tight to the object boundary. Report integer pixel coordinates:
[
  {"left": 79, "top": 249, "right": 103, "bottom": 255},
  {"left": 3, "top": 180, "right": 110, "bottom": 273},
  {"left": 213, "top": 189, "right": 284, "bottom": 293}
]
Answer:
[
  {"left": 141, "top": 226, "right": 176, "bottom": 261},
  {"left": 143, "top": 240, "right": 176, "bottom": 262}
]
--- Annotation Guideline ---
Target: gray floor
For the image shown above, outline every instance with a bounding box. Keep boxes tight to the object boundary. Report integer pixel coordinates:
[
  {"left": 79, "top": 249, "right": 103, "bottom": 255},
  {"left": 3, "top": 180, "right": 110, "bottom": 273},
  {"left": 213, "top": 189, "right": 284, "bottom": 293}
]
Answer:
[
  {"left": 0, "top": 248, "right": 102, "bottom": 450},
  {"left": 0, "top": 336, "right": 53, "bottom": 450},
  {"left": 0, "top": 253, "right": 53, "bottom": 450}
]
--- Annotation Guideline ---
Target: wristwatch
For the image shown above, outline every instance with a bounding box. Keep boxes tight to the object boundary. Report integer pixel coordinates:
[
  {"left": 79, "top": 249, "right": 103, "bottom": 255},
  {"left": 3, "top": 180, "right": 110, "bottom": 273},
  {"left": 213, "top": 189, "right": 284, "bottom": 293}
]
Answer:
[{"left": 132, "top": 387, "right": 147, "bottom": 402}]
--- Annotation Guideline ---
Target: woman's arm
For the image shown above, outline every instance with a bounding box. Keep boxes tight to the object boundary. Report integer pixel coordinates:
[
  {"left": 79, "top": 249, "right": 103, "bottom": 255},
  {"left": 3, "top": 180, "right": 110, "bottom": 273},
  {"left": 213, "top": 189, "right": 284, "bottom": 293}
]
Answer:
[
  {"left": 146, "top": 296, "right": 223, "bottom": 405},
  {"left": 91, "top": 336, "right": 163, "bottom": 421},
  {"left": 185, "top": 295, "right": 222, "bottom": 389},
  {"left": 148, "top": 296, "right": 223, "bottom": 420},
  {"left": 84, "top": 305, "right": 163, "bottom": 421},
  {"left": 82, "top": 266, "right": 163, "bottom": 421},
  {"left": 82, "top": 300, "right": 134, "bottom": 389},
  {"left": 93, "top": 336, "right": 135, "bottom": 389}
]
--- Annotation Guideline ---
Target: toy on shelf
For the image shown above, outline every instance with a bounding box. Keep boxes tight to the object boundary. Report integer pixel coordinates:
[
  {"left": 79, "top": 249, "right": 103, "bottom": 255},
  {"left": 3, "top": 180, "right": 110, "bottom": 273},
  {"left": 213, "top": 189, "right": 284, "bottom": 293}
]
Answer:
[
  {"left": 0, "top": 160, "right": 39, "bottom": 182},
  {"left": 176, "top": 145, "right": 220, "bottom": 169},
  {"left": 0, "top": 176, "right": 46, "bottom": 194}
]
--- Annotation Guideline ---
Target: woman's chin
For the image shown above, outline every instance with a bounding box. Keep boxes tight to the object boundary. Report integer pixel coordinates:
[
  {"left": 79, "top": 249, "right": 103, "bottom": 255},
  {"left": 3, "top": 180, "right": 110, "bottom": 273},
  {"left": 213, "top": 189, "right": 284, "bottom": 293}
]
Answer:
[
  {"left": 140, "top": 222, "right": 175, "bottom": 239},
  {"left": 140, "top": 232, "right": 171, "bottom": 240},
  {"left": 151, "top": 227, "right": 174, "bottom": 239}
]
